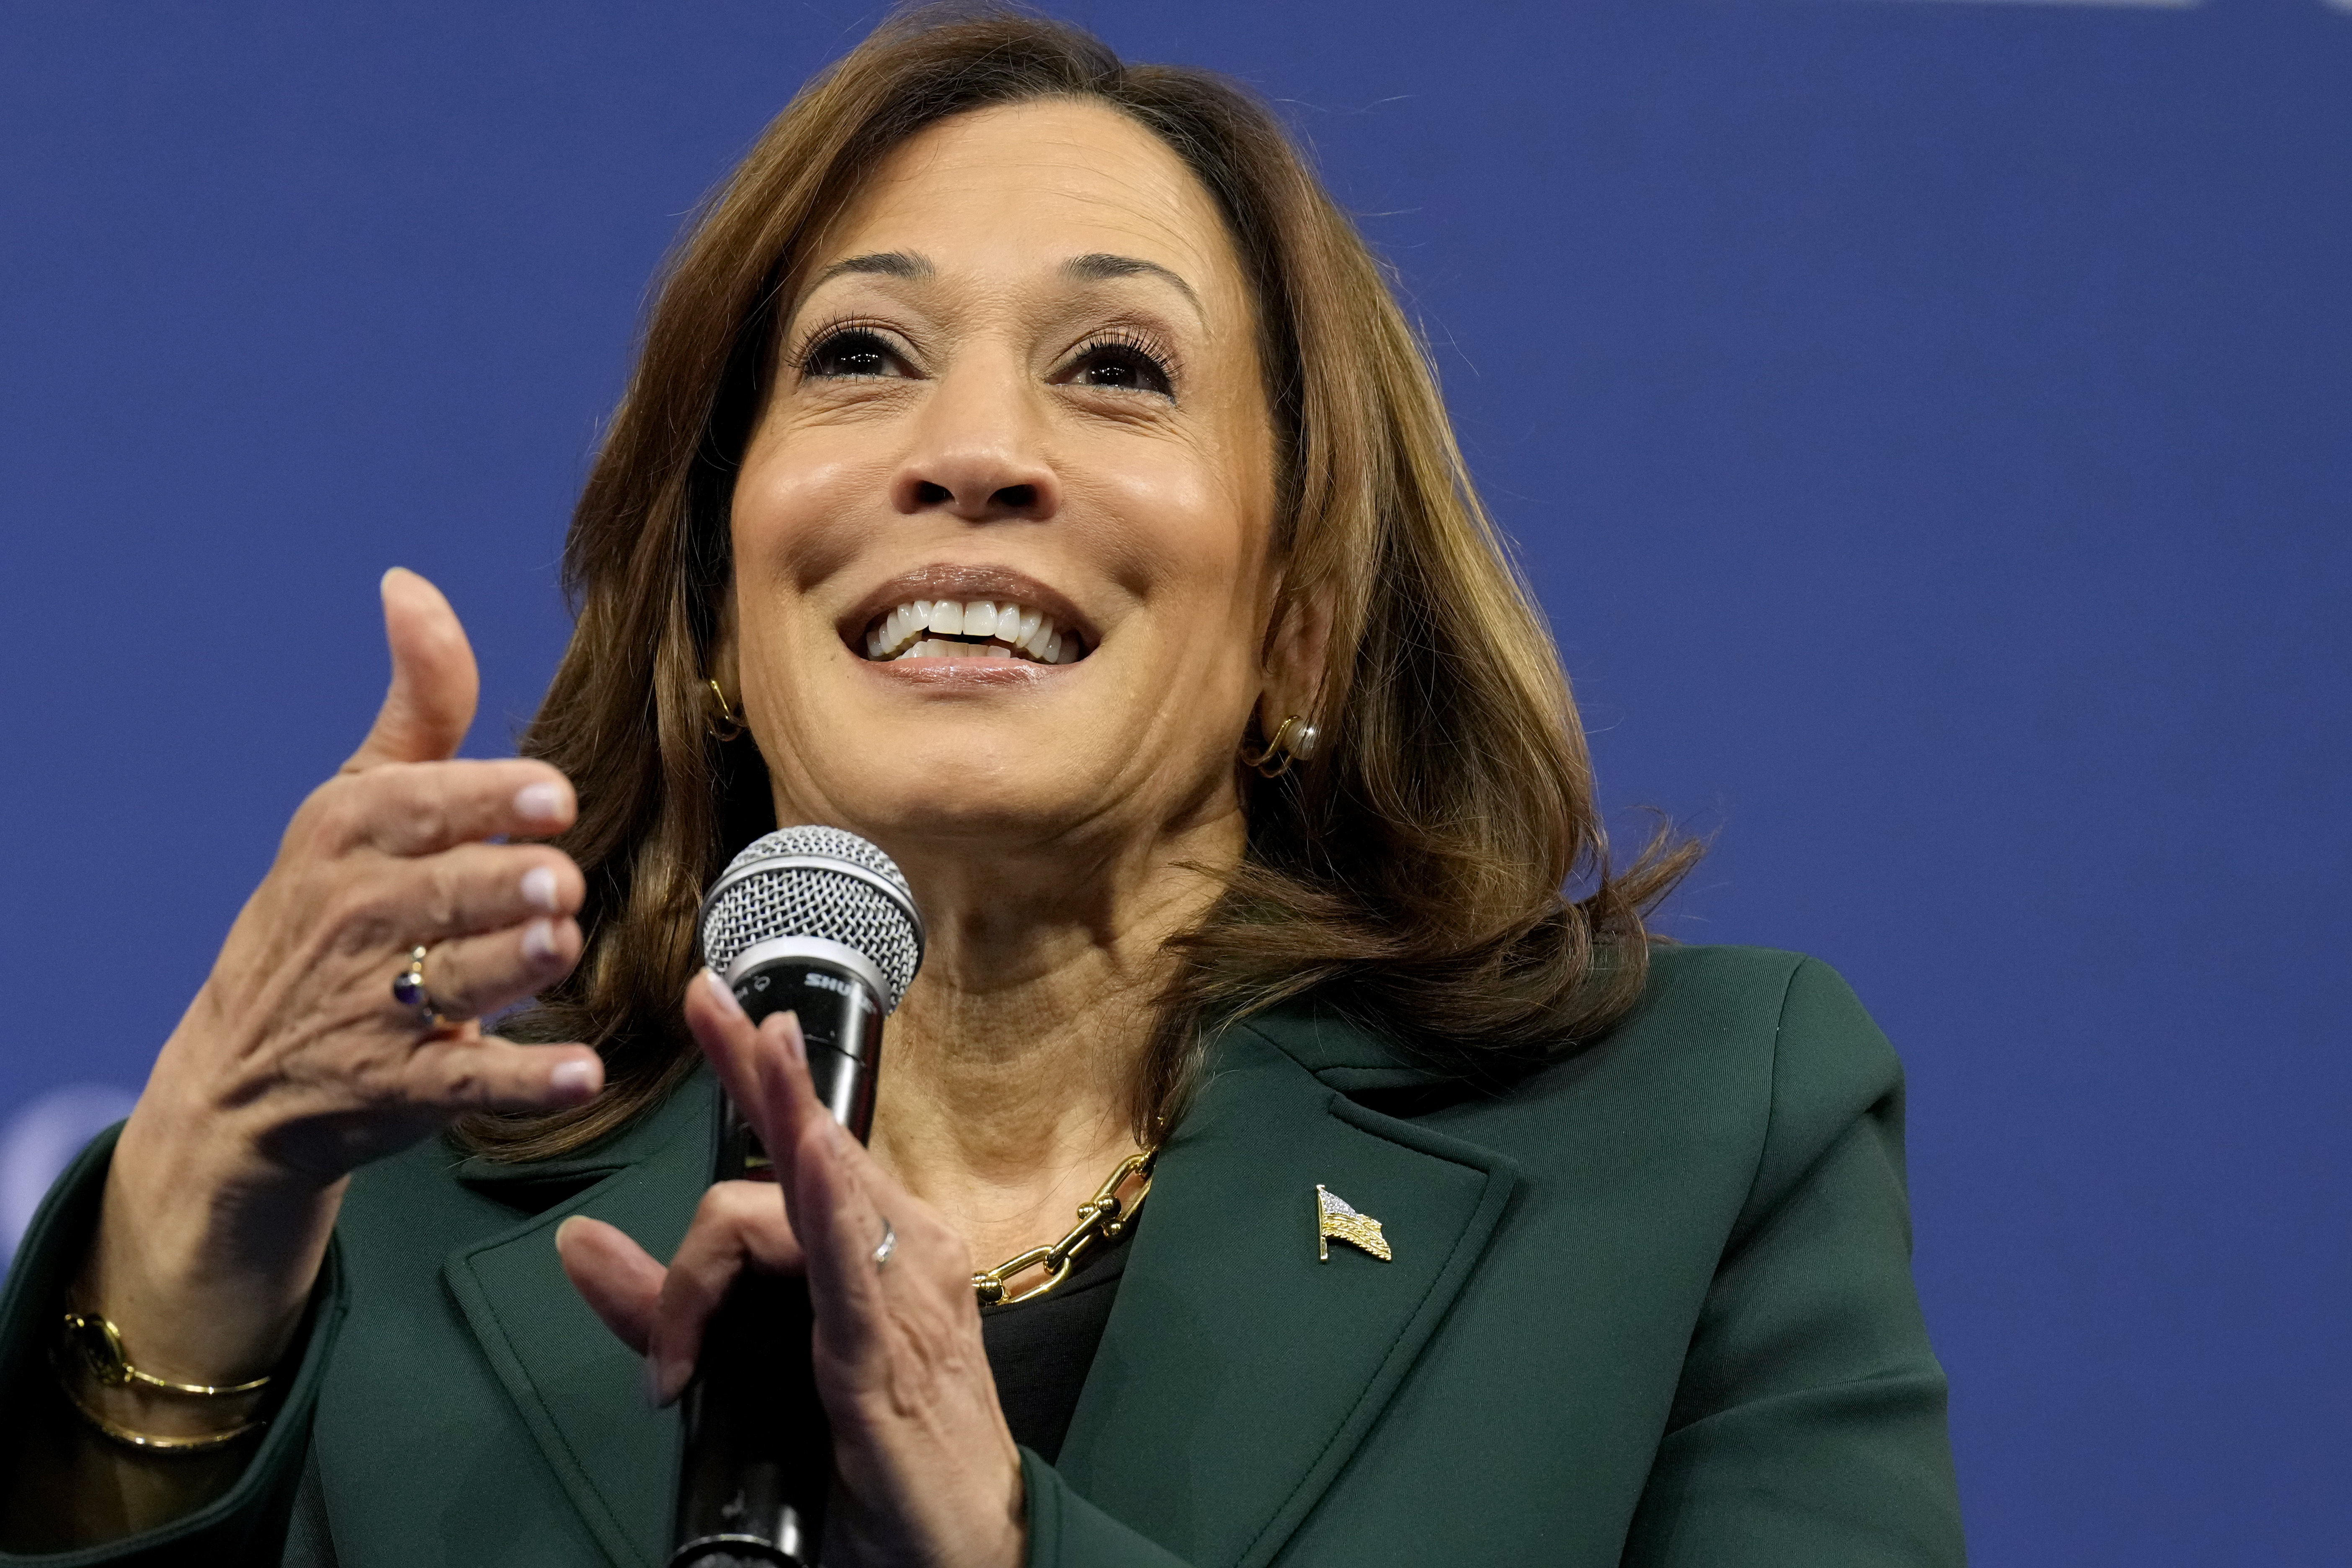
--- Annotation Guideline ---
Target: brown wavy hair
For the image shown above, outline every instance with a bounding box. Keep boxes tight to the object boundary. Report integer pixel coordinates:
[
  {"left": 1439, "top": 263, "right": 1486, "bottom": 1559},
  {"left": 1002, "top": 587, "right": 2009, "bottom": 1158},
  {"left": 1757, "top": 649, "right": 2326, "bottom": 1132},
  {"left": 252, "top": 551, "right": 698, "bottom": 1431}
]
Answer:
[{"left": 459, "top": 3, "right": 1696, "bottom": 1161}]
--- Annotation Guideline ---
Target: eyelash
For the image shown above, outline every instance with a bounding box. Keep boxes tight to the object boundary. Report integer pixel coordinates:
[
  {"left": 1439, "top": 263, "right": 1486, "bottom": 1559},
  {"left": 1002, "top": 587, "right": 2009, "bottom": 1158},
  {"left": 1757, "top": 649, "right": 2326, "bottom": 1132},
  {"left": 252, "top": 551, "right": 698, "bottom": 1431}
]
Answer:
[
  {"left": 1060, "top": 328, "right": 1179, "bottom": 399},
  {"left": 794, "top": 317, "right": 902, "bottom": 381},
  {"left": 790, "top": 319, "right": 1180, "bottom": 400}
]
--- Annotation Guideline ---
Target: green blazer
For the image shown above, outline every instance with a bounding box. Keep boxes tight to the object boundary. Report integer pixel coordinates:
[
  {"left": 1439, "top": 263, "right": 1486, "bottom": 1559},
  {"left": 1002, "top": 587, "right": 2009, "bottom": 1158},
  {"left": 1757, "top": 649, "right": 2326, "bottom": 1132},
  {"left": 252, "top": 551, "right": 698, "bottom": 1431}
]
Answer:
[{"left": 0, "top": 946, "right": 1966, "bottom": 1566}]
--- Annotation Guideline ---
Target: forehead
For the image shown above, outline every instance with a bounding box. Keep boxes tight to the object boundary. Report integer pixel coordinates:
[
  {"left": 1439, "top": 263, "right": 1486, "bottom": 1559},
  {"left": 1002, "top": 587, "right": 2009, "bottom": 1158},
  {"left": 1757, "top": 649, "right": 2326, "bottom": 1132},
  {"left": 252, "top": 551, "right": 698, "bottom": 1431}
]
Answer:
[{"left": 810, "top": 98, "right": 1245, "bottom": 307}]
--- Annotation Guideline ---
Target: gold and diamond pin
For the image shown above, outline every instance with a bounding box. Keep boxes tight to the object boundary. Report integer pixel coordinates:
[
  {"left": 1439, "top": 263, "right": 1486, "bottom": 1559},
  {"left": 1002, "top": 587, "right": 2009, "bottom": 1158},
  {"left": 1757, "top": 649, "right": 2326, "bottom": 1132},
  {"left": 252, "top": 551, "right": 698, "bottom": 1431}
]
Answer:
[{"left": 1315, "top": 1184, "right": 1392, "bottom": 1262}]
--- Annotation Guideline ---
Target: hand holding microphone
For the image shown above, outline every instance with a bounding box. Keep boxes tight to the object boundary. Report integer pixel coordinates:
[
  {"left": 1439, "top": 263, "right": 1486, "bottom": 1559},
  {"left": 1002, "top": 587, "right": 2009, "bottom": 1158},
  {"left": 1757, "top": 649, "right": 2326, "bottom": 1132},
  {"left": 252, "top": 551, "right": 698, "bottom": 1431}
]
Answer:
[{"left": 558, "top": 833, "right": 1025, "bottom": 1568}]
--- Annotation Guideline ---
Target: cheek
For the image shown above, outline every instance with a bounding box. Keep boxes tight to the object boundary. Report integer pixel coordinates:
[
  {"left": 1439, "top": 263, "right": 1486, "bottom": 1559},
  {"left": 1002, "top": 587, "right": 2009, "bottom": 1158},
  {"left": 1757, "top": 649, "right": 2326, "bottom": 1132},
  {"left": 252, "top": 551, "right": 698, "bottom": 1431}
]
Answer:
[
  {"left": 1069, "top": 435, "right": 1273, "bottom": 629},
  {"left": 730, "top": 438, "right": 895, "bottom": 628}
]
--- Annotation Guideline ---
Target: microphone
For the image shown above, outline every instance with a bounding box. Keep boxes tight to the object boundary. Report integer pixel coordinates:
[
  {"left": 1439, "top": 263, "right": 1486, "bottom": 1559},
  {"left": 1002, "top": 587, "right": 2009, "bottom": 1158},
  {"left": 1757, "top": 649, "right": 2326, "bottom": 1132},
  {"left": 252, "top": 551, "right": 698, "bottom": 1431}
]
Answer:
[{"left": 671, "top": 826, "right": 925, "bottom": 1568}]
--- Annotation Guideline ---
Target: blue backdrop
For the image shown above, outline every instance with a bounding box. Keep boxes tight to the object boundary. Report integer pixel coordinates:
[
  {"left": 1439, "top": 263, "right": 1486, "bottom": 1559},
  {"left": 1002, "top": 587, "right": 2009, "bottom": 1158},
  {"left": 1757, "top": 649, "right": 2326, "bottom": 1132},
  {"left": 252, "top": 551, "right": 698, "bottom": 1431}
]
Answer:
[{"left": 3, "top": 2, "right": 2345, "bottom": 1562}]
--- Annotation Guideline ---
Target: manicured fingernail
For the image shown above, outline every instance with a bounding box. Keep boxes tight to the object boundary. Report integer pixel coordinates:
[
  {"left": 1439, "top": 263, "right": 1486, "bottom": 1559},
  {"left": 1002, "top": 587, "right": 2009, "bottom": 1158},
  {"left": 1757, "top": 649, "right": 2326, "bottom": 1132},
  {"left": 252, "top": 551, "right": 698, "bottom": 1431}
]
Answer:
[
  {"left": 701, "top": 967, "right": 746, "bottom": 1018},
  {"left": 521, "top": 865, "right": 561, "bottom": 912},
  {"left": 777, "top": 1011, "right": 806, "bottom": 1066},
  {"left": 515, "top": 781, "right": 566, "bottom": 823},
  {"left": 522, "top": 918, "right": 560, "bottom": 963},
  {"left": 641, "top": 1354, "right": 668, "bottom": 1408},
  {"left": 550, "top": 1057, "right": 599, "bottom": 1100}
]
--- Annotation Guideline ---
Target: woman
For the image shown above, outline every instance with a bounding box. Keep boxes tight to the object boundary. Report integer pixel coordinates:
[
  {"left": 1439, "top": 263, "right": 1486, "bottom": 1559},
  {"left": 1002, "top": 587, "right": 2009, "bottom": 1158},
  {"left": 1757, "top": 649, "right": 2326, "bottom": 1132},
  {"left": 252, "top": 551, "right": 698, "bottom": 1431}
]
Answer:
[{"left": 0, "top": 9, "right": 1965, "bottom": 1565}]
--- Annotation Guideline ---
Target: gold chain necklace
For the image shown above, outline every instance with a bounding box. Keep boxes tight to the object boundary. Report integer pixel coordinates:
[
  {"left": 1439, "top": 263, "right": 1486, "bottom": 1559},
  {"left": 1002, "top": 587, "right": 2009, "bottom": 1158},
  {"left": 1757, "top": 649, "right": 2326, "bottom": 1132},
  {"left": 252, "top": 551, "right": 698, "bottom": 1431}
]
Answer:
[{"left": 971, "top": 1150, "right": 1155, "bottom": 1308}]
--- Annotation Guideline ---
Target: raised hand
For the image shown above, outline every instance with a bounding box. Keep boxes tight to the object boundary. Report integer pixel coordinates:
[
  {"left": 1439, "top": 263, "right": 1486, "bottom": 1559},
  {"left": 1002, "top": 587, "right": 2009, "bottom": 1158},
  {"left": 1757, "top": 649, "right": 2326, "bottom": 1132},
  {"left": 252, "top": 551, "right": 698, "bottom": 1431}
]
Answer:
[
  {"left": 83, "top": 569, "right": 604, "bottom": 1430},
  {"left": 557, "top": 975, "right": 1025, "bottom": 1568}
]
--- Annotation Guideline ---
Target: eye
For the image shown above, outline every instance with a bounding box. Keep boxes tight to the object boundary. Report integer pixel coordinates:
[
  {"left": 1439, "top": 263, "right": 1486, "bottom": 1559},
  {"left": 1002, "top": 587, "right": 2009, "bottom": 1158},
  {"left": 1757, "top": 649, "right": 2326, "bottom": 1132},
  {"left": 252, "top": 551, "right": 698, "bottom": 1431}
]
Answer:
[
  {"left": 1057, "top": 332, "right": 1176, "bottom": 399},
  {"left": 801, "top": 327, "right": 907, "bottom": 381}
]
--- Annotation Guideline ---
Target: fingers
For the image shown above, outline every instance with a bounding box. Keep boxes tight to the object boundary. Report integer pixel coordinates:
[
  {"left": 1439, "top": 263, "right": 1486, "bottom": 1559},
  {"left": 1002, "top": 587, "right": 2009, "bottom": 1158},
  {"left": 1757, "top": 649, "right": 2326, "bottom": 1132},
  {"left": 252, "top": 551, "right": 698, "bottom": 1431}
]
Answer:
[
  {"left": 416, "top": 913, "right": 582, "bottom": 1022},
  {"left": 681, "top": 977, "right": 921, "bottom": 1328},
  {"left": 554, "top": 1216, "right": 666, "bottom": 1356},
  {"left": 682, "top": 968, "right": 766, "bottom": 1090},
  {"left": 789, "top": 1099, "right": 966, "bottom": 1382},
  {"left": 661, "top": 973, "right": 1023, "bottom": 1565},
  {"left": 684, "top": 973, "right": 954, "bottom": 1368},
  {"left": 684, "top": 975, "right": 825, "bottom": 1199},
  {"left": 301, "top": 760, "right": 576, "bottom": 859},
  {"left": 400, "top": 1034, "right": 603, "bottom": 1113},
  {"left": 390, "top": 840, "right": 583, "bottom": 935},
  {"left": 407, "top": 836, "right": 578, "bottom": 928},
  {"left": 789, "top": 1116, "right": 896, "bottom": 1369},
  {"left": 294, "top": 838, "right": 583, "bottom": 1022},
  {"left": 344, "top": 568, "right": 480, "bottom": 773},
  {"left": 645, "top": 1181, "right": 809, "bottom": 1405},
  {"left": 678, "top": 972, "right": 892, "bottom": 1364}
]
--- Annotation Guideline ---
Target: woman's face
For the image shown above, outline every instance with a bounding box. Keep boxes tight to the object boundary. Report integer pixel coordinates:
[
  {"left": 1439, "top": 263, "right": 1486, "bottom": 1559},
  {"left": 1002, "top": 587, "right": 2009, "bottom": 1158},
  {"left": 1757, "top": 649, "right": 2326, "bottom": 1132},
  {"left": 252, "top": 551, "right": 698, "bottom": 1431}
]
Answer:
[{"left": 727, "top": 99, "right": 1283, "bottom": 882}]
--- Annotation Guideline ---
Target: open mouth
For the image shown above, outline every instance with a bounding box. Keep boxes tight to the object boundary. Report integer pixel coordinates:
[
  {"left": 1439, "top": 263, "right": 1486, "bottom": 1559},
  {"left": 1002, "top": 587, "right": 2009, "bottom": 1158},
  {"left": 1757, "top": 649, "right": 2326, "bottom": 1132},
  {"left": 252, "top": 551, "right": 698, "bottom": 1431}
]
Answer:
[{"left": 863, "top": 597, "right": 1088, "bottom": 665}]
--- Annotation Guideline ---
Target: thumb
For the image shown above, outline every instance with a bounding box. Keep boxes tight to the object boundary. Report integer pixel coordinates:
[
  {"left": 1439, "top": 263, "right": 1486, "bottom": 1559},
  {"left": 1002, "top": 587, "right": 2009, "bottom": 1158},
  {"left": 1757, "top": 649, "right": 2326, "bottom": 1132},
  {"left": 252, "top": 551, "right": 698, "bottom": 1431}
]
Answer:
[
  {"left": 555, "top": 1216, "right": 665, "bottom": 1357},
  {"left": 343, "top": 567, "right": 480, "bottom": 772}
]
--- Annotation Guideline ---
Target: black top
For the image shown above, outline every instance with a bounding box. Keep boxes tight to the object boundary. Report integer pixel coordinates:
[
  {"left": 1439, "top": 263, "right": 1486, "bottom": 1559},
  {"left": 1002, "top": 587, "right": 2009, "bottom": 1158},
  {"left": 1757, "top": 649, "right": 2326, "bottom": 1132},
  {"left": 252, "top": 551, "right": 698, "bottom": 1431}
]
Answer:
[{"left": 978, "top": 1219, "right": 1134, "bottom": 1464}]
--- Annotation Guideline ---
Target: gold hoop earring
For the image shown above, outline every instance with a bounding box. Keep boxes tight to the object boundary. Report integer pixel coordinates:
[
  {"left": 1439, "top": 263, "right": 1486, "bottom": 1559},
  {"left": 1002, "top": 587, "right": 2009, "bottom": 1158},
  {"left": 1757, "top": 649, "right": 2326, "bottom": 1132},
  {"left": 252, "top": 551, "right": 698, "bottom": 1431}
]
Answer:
[
  {"left": 704, "top": 678, "right": 745, "bottom": 743},
  {"left": 1242, "top": 714, "right": 1319, "bottom": 779}
]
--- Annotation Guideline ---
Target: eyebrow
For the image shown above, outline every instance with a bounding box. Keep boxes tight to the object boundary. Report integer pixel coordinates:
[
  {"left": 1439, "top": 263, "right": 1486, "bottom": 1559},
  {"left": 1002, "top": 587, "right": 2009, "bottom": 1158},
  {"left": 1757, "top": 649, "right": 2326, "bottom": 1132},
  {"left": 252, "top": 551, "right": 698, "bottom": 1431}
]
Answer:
[
  {"left": 1062, "top": 253, "right": 1202, "bottom": 315},
  {"left": 810, "top": 250, "right": 934, "bottom": 288},
  {"left": 801, "top": 248, "right": 1202, "bottom": 316}
]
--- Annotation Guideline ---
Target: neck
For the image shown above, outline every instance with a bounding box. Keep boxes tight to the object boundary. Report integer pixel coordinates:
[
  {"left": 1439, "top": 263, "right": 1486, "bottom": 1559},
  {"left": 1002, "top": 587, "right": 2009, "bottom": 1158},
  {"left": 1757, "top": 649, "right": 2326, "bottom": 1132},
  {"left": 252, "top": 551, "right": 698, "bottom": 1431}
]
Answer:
[{"left": 866, "top": 809, "right": 1240, "bottom": 1268}]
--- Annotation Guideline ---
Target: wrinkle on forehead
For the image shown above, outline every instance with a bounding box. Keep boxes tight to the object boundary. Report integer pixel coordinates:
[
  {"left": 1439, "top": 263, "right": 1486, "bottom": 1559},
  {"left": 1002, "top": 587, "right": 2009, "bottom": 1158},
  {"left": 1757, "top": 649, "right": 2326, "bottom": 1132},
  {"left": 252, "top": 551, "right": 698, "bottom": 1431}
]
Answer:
[{"left": 807, "top": 99, "right": 1248, "bottom": 328}]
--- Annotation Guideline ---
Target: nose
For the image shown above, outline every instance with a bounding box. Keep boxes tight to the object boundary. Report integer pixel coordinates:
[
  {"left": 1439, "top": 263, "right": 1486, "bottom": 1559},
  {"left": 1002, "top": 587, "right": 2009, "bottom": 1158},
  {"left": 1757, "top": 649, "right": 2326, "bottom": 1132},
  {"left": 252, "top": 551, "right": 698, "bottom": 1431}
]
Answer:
[{"left": 889, "top": 357, "right": 1060, "bottom": 524}]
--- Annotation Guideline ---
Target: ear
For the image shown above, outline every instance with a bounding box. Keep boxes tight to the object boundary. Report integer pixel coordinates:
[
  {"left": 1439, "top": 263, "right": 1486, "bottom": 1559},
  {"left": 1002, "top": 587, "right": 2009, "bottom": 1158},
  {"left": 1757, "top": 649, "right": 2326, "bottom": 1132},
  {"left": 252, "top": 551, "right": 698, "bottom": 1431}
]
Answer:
[{"left": 1256, "top": 578, "right": 1336, "bottom": 739}]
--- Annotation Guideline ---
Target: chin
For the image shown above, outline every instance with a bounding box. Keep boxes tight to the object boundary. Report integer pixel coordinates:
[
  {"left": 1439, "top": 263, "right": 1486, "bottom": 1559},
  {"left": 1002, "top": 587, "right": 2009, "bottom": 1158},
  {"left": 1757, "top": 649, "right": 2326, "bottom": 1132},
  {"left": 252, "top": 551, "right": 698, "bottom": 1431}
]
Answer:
[{"left": 815, "top": 768, "right": 1093, "bottom": 853}]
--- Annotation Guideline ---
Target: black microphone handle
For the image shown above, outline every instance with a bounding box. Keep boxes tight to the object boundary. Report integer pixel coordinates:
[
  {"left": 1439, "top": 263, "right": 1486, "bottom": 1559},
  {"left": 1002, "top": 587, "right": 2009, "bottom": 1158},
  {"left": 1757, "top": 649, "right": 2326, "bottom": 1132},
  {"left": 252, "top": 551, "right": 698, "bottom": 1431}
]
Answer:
[{"left": 670, "top": 959, "right": 886, "bottom": 1568}]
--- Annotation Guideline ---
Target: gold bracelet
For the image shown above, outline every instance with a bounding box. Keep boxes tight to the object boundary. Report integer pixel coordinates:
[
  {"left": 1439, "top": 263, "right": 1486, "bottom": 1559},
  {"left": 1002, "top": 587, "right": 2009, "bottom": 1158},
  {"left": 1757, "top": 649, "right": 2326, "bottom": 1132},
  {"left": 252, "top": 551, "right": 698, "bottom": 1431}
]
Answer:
[
  {"left": 52, "top": 1310, "right": 272, "bottom": 1455},
  {"left": 59, "top": 1311, "right": 271, "bottom": 1397},
  {"left": 56, "top": 1376, "right": 265, "bottom": 1453}
]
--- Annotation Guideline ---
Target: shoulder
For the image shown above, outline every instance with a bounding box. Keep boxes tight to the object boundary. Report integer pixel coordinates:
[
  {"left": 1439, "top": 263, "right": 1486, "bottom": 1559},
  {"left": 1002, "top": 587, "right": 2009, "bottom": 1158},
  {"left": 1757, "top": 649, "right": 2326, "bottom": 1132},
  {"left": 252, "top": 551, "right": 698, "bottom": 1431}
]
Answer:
[
  {"left": 1611, "top": 944, "right": 1909, "bottom": 1199},
  {"left": 1493, "top": 945, "right": 1913, "bottom": 1248},
  {"left": 1259, "top": 945, "right": 1909, "bottom": 1232},
  {"left": 1623, "top": 943, "right": 1903, "bottom": 1109},
  {"left": 1625, "top": 942, "right": 1884, "bottom": 1049},
  {"left": 1277, "top": 944, "right": 1901, "bottom": 1116}
]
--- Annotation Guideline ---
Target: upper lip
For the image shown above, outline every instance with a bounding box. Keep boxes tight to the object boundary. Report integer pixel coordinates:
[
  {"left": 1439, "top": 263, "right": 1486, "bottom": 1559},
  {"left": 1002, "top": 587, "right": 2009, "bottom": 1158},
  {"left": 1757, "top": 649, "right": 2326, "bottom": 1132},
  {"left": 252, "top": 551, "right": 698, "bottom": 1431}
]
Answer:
[{"left": 838, "top": 565, "right": 1098, "bottom": 653}]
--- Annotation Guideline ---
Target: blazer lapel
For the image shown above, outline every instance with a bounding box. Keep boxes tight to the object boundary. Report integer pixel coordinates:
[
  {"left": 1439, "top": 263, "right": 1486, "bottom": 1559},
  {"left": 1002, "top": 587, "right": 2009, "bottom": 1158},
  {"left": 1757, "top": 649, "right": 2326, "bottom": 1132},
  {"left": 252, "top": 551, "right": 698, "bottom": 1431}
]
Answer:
[
  {"left": 1057, "top": 1011, "right": 1521, "bottom": 1568},
  {"left": 442, "top": 1073, "right": 717, "bottom": 1568}
]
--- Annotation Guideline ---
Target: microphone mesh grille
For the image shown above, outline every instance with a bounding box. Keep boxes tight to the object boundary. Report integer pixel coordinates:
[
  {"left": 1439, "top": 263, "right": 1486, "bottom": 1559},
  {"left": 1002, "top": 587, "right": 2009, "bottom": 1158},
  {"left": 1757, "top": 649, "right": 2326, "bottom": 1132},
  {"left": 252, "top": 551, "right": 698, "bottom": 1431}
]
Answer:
[{"left": 699, "top": 827, "right": 922, "bottom": 1008}]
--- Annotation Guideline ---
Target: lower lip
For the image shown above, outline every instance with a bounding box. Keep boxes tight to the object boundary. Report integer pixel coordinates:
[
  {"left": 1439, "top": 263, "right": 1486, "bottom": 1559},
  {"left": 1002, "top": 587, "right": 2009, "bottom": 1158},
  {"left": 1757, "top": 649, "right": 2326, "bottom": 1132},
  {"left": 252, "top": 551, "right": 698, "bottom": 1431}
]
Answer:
[{"left": 854, "top": 653, "right": 1073, "bottom": 687}]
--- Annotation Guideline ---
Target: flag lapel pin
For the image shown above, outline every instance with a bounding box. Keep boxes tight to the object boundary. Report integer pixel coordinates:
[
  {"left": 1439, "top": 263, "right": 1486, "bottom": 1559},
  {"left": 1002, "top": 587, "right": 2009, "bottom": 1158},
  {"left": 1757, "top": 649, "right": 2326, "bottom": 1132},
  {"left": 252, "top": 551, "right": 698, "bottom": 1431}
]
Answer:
[{"left": 1315, "top": 1184, "right": 1393, "bottom": 1262}]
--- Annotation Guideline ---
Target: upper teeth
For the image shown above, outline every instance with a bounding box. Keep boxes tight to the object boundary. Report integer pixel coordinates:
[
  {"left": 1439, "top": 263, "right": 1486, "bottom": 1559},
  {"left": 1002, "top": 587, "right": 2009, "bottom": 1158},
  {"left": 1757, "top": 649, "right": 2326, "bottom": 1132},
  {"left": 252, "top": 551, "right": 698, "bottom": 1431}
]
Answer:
[{"left": 863, "top": 598, "right": 1085, "bottom": 664}]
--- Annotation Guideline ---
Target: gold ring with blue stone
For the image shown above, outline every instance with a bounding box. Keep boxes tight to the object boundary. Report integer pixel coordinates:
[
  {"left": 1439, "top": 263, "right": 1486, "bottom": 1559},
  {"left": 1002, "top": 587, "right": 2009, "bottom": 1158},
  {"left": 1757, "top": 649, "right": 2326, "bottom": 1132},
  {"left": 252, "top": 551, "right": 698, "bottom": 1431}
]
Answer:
[{"left": 392, "top": 945, "right": 441, "bottom": 1029}]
